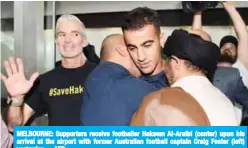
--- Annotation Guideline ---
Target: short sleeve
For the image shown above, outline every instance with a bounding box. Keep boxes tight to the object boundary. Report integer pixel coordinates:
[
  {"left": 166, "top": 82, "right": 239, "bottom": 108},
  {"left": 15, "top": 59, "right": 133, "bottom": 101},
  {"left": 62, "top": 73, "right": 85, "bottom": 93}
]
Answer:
[{"left": 25, "top": 77, "right": 46, "bottom": 117}]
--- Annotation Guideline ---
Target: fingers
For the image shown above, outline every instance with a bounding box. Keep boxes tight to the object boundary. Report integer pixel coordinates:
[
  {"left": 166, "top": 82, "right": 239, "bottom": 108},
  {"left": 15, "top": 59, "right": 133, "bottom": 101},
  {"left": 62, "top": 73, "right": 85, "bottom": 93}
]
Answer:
[
  {"left": 0, "top": 73, "right": 7, "bottom": 84},
  {"left": 4, "top": 60, "right": 12, "bottom": 77},
  {"left": 29, "top": 72, "right": 39, "bottom": 84},
  {"left": 9, "top": 57, "right": 18, "bottom": 74},
  {"left": 3, "top": 57, "right": 24, "bottom": 77},
  {"left": 16, "top": 58, "right": 24, "bottom": 74}
]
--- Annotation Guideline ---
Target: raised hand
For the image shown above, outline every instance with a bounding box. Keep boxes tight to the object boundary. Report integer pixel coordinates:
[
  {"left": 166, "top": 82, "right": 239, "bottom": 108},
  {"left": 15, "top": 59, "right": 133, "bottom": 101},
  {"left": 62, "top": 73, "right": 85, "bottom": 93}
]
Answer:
[
  {"left": 221, "top": 1, "right": 235, "bottom": 8},
  {"left": 0, "top": 57, "right": 39, "bottom": 98}
]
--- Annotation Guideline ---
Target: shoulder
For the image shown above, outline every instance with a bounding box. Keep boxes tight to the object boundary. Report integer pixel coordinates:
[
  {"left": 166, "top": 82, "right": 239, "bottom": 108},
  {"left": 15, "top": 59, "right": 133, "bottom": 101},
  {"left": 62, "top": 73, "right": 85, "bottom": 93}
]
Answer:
[
  {"left": 27, "top": 68, "right": 60, "bottom": 90},
  {"left": 215, "top": 67, "right": 239, "bottom": 75},
  {"left": 82, "top": 61, "right": 97, "bottom": 74},
  {"left": 106, "top": 77, "right": 156, "bottom": 100},
  {"left": 119, "top": 77, "right": 156, "bottom": 90},
  {"left": 84, "top": 62, "right": 111, "bottom": 84},
  {"left": 38, "top": 67, "right": 60, "bottom": 81},
  {"left": 85, "top": 61, "right": 97, "bottom": 69},
  {"left": 214, "top": 67, "right": 240, "bottom": 81}
]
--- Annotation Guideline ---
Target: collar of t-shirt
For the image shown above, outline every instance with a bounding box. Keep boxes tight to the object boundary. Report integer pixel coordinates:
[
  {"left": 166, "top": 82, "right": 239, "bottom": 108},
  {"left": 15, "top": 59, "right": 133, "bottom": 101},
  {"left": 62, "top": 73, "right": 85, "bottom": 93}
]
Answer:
[
  {"left": 141, "top": 71, "right": 169, "bottom": 89},
  {"left": 172, "top": 75, "right": 211, "bottom": 88},
  {"left": 57, "top": 61, "right": 89, "bottom": 73}
]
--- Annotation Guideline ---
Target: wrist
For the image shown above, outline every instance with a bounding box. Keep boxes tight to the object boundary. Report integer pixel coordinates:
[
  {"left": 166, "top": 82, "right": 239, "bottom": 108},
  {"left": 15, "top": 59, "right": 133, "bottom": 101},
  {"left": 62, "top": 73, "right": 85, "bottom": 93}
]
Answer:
[
  {"left": 195, "top": 11, "right": 202, "bottom": 15},
  {"left": 224, "top": 5, "right": 236, "bottom": 12},
  {"left": 7, "top": 96, "right": 24, "bottom": 107}
]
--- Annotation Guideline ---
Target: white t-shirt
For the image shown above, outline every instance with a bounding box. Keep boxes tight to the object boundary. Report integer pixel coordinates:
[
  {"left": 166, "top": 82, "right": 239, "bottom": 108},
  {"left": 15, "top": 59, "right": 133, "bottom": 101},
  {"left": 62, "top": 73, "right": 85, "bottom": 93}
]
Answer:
[
  {"left": 232, "top": 60, "right": 248, "bottom": 120},
  {"left": 172, "top": 75, "right": 239, "bottom": 126},
  {"left": 233, "top": 60, "right": 248, "bottom": 88}
]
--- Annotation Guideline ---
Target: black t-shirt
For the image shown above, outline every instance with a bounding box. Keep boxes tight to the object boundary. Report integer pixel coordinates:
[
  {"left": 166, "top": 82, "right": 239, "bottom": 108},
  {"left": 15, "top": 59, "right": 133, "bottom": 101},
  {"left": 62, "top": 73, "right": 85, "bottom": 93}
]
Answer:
[{"left": 25, "top": 61, "right": 97, "bottom": 125}]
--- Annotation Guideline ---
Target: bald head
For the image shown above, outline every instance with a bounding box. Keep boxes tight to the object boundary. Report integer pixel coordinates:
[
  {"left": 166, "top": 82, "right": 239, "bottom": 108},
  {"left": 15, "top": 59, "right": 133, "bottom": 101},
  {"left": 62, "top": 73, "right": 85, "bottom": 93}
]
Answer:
[
  {"left": 189, "top": 29, "right": 211, "bottom": 42},
  {"left": 130, "top": 87, "right": 210, "bottom": 126},
  {"left": 100, "top": 33, "right": 141, "bottom": 77},
  {"left": 100, "top": 34, "right": 126, "bottom": 60}
]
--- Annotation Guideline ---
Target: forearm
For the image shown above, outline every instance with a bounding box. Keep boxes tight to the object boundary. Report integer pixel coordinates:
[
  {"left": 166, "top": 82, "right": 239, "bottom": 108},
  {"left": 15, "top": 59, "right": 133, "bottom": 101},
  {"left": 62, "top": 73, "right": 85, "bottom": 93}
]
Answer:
[
  {"left": 7, "top": 106, "right": 24, "bottom": 131},
  {"left": 224, "top": 5, "right": 248, "bottom": 68},
  {"left": 192, "top": 12, "right": 202, "bottom": 30},
  {"left": 7, "top": 96, "right": 25, "bottom": 131},
  {"left": 224, "top": 6, "right": 248, "bottom": 40}
]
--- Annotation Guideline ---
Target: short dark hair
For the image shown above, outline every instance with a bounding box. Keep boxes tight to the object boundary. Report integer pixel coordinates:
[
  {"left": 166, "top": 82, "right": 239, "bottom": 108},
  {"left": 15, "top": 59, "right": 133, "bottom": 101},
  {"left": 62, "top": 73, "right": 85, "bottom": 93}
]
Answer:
[
  {"left": 184, "top": 59, "right": 215, "bottom": 81},
  {"left": 184, "top": 60, "right": 207, "bottom": 75},
  {"left": 121, "top": 7, "right": 161, "bottom": 34}
]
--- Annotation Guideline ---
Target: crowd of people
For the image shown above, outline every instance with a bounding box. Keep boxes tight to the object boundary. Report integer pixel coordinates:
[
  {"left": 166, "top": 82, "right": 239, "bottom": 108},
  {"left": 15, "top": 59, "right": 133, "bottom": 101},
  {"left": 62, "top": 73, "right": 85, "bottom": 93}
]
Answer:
[{"left": 1, "top": 1, "right": 248, "bottom": 147}]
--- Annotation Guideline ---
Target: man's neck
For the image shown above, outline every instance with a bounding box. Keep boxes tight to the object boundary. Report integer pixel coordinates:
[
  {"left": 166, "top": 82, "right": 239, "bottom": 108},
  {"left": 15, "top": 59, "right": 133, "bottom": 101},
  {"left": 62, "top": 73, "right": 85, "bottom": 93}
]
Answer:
[
  {"left": 217, "top": 62, "right": 233, "bottom": 67},
  {"left": 151, "top": 59, "right": 165, "bottom": 76},
  {"left": 61, "top": 55, "right": 85, "bottom": 69},
  {"left": 175, "top": 71, "right": 205, "bottom": 84}
]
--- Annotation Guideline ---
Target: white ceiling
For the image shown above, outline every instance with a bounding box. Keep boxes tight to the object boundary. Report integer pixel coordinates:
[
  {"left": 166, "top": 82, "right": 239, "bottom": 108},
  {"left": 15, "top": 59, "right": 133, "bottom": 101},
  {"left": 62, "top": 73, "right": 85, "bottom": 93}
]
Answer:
[{"left": 2, "top": 1, "right": 248, "bottom": 19}]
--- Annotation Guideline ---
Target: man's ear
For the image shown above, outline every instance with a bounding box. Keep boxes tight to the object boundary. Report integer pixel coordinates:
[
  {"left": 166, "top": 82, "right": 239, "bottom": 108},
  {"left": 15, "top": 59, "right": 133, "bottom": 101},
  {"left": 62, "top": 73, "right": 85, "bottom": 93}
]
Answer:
[
  {"left": 116, "top": 46, "right": 128, "bottom": 57},
  {"left": 55, "top": 39, "right": 58, "bottom": 47},
  {"left": 82, "top": 38, "right": 88, "bottom": 48},
  {"left": 160, "top": 32, "right": 165, "bottom": 48},
  {"left": 171, "top": 56, "right": 181, "bottom": 70}
]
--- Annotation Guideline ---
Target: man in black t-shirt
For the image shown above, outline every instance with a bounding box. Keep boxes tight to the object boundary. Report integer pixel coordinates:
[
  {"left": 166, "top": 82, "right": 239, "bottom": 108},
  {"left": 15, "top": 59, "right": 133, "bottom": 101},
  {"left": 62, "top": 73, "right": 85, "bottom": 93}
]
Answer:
[{"left": 0, "top": 14, "right": 96, "bottom": 129}]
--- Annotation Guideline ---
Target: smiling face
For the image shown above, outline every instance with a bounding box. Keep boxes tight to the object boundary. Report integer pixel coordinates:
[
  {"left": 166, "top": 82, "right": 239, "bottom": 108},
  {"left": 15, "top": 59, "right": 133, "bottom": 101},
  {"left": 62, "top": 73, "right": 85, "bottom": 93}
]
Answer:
[
  {"left": 55, "top": 20, "right": 87, "bottom": 59},
  {"left": 123, "top": 24, "right": 163, "bottom": 75}
]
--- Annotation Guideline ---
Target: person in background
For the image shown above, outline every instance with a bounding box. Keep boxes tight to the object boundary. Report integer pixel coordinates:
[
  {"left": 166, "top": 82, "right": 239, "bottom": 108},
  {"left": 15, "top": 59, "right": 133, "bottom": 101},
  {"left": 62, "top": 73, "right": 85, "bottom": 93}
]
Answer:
[
  {"left": 1, "top": 118, "right": 13, "bottom": 148},
  {"left": 0, "top": 14, "right": 96, "bottom": 130},
  {"left": 218, "top": 2, "right": 248, "bottom": 88},
  {"left": 192, "top": 2, "right": 248, "bottom": 125}
]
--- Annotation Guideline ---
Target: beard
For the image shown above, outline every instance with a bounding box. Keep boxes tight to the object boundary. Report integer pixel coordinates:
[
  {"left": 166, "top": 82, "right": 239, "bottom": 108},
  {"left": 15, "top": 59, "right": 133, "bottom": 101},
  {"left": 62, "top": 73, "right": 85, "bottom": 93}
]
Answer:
[
  {"left": 58, "top": 47, "right": 83, "bottom": 59},
  {"left": 218, "top": 52, "right": 237, "bottom": 64}
]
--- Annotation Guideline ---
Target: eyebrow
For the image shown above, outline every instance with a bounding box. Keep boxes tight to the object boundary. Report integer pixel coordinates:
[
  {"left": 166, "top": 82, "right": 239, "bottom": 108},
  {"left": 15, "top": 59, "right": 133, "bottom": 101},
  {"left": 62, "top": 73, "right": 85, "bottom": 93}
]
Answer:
[
  {"left": 141, "top": 40, "right": 154, "bottom": 46},
  {"left": 127, "top": 40, "right": 154, "bottom": 48},
  {"left": 56, "top": 31, "right": 65, "bottom": 35},
  {"left": 71, "top": 30, "right": 80, "bottom": 33},
  {"left": 72, "top": 30, "right": 84, "bottom": 36},
  {"left": 57, "top": 31, "right": 81, "bottom": 34},
  {"left": 127, "top": 44, "right": 137, "bottom": 48}
]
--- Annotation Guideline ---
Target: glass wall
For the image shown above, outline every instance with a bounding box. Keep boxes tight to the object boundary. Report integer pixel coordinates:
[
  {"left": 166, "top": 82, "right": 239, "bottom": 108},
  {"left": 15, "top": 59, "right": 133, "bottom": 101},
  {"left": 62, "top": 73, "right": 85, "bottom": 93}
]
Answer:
[
  {"left": 1, "top": 2, "right": 55, "bottom": 125},
  {"left": 1, "top": 1, "right": 14, "bottom": 108},
  {"left": 44, "top": 1, "right": 56, "bottom": 72}
]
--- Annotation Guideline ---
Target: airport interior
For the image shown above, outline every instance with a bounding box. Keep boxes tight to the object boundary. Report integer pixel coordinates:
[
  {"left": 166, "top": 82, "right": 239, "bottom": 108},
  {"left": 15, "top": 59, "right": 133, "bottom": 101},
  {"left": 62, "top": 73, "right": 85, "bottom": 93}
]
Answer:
[{"left": 1, "top": 1, "right": 248, "bottom": 125}]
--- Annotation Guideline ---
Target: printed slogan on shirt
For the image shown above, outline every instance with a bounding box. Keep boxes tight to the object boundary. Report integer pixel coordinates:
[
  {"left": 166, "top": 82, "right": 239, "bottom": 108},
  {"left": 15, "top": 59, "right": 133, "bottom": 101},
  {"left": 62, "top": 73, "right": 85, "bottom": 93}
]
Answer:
[{"left": 48, "top": 85, "right": 83, "bottom": 96}]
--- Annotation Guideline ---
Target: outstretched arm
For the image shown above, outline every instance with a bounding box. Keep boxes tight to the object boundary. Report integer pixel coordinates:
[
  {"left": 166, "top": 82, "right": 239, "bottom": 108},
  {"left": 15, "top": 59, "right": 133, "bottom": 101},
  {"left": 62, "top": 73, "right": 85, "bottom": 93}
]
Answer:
[
  {"left": 192, "top": 12, "right": 202, "bottom": 30},
  {"left": 222, "top": 2, "right": 248, "bottom": 69},
  {"left": 1, "top": 57, "right": 38, "bottom": 131}
]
